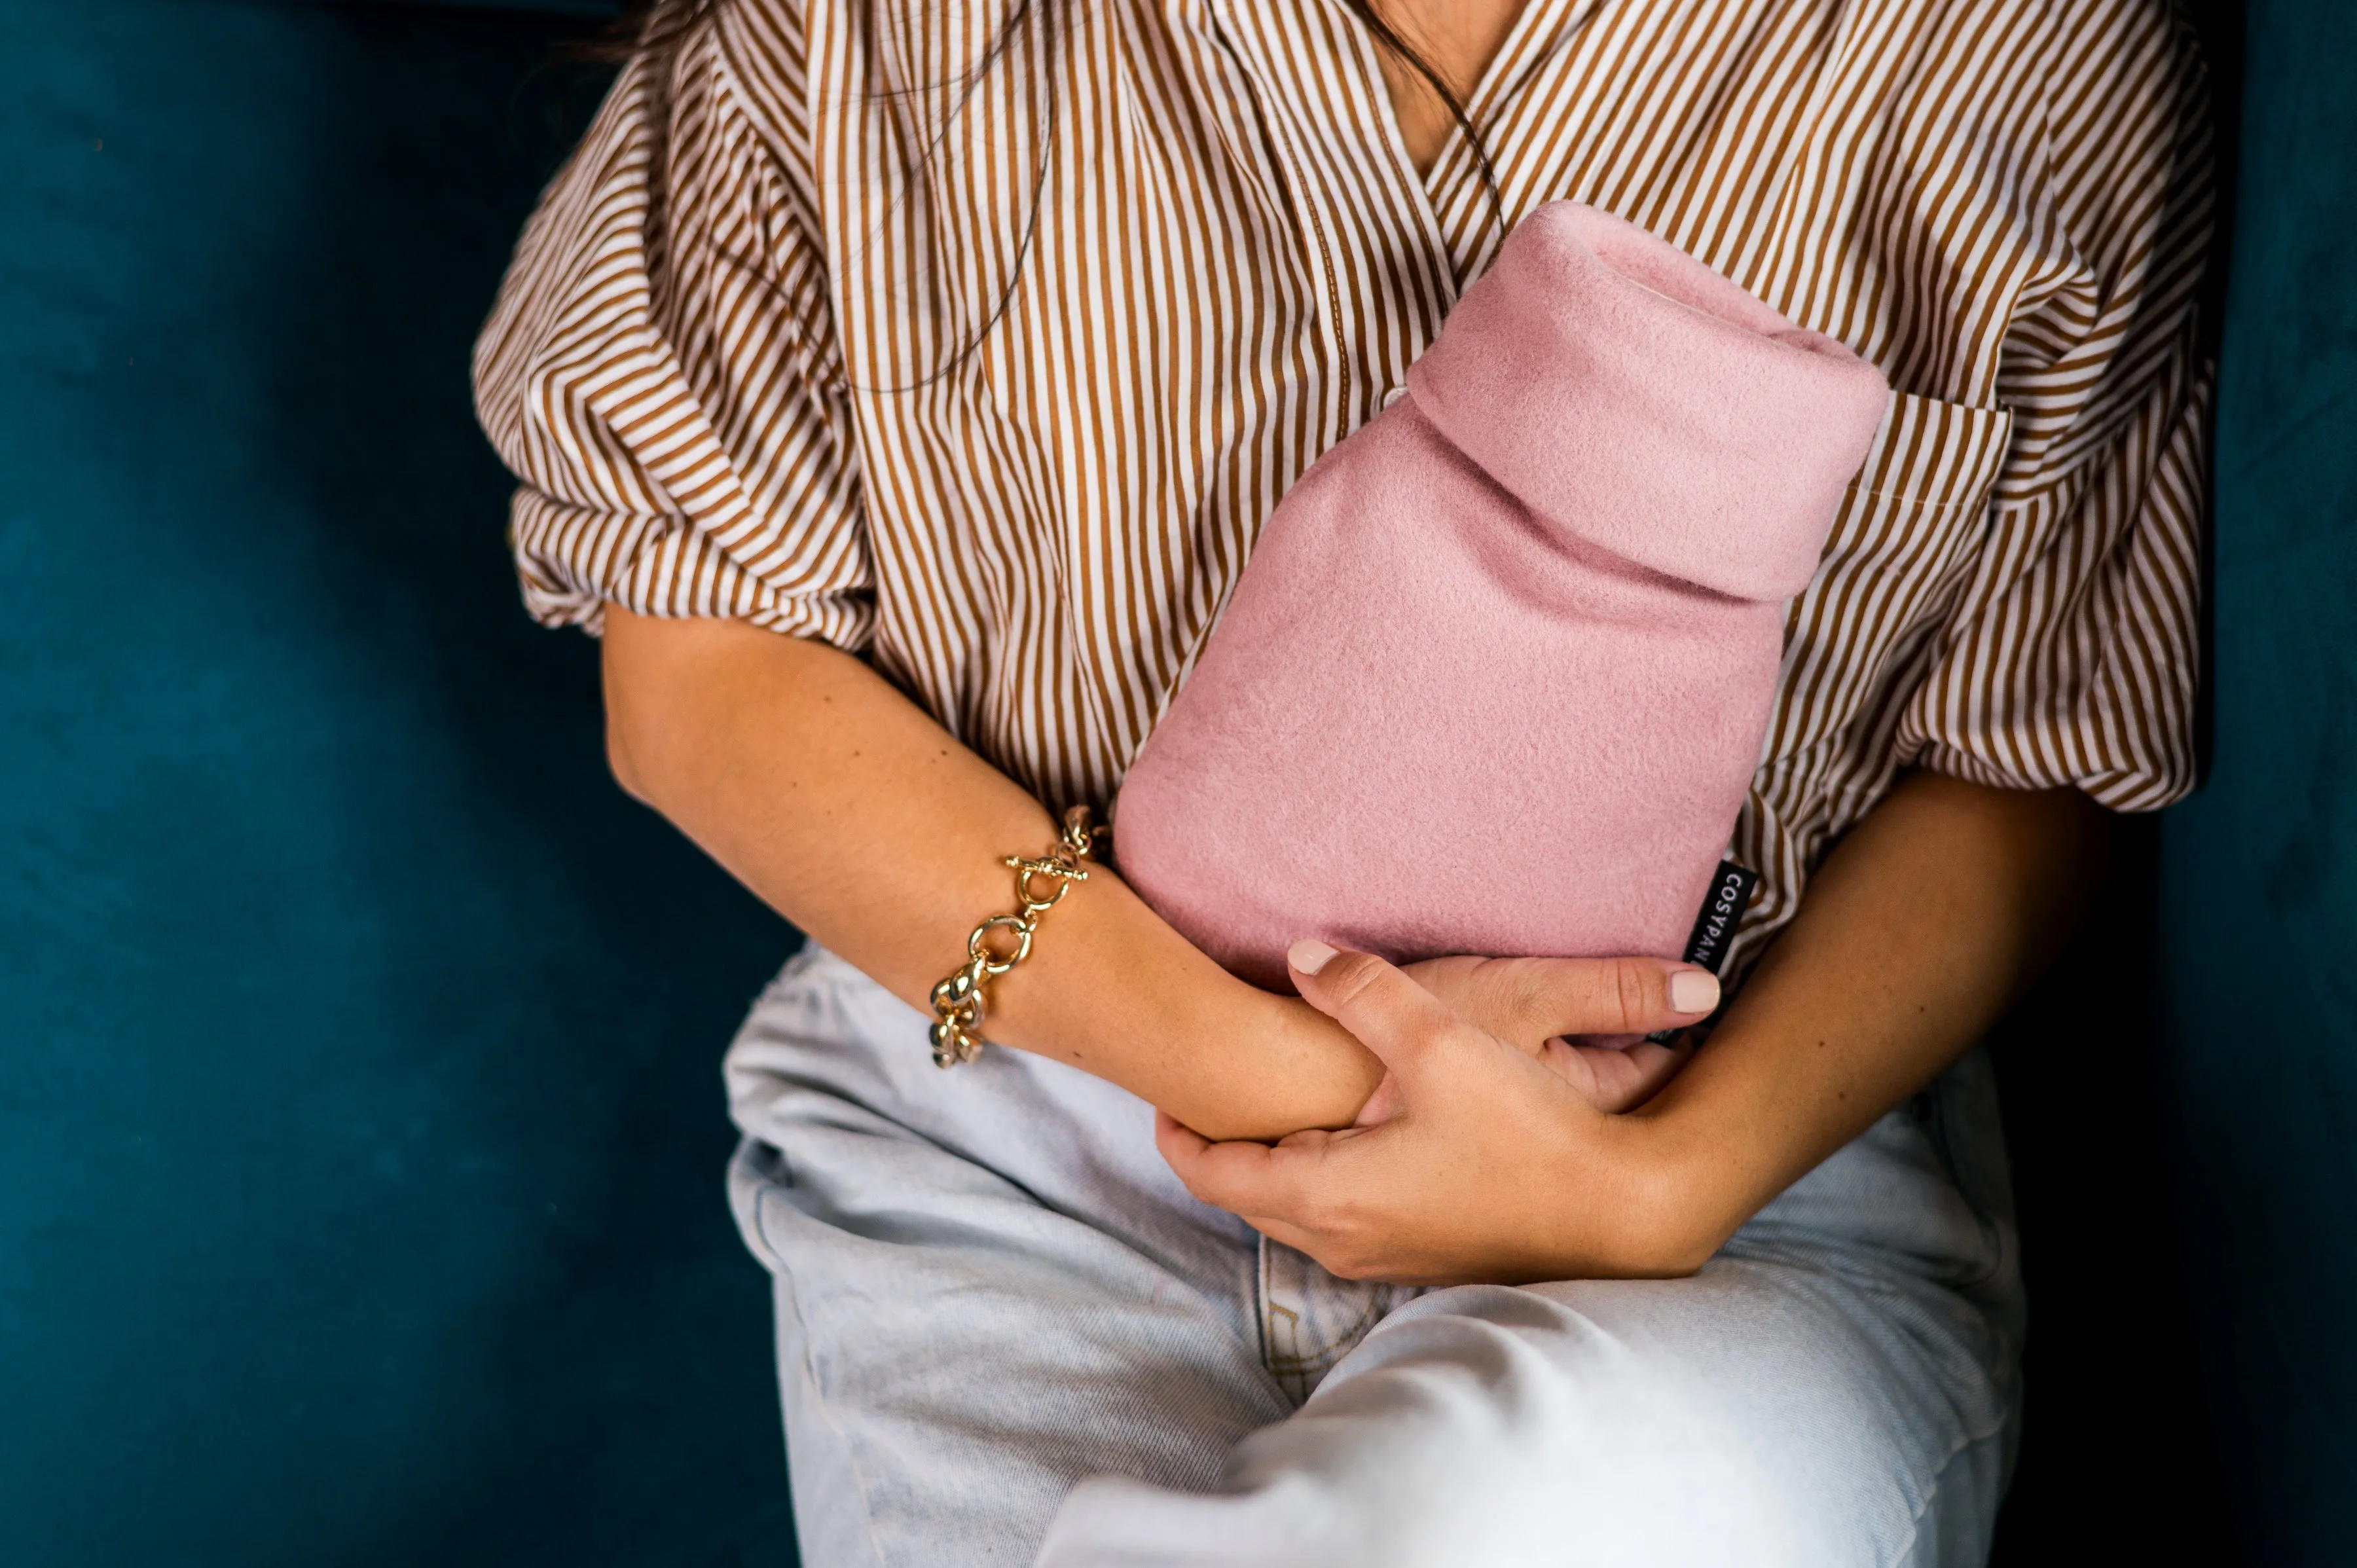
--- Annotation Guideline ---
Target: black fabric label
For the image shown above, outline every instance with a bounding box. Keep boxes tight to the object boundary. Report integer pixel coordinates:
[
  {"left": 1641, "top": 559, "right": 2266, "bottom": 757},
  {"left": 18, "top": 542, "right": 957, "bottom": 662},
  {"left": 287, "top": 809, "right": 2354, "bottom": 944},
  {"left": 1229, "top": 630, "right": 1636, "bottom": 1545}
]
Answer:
[{"left": 1680, "top": 862, "right": 1760, "bottom": 975}]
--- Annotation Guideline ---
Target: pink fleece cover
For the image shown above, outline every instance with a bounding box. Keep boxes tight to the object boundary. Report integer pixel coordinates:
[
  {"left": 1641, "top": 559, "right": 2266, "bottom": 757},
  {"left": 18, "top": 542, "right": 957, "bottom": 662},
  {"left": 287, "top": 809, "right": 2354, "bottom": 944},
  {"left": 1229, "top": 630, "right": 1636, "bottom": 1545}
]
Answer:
[{"left": 1112, "top": 204, "right": 1891, "bottom": 991}]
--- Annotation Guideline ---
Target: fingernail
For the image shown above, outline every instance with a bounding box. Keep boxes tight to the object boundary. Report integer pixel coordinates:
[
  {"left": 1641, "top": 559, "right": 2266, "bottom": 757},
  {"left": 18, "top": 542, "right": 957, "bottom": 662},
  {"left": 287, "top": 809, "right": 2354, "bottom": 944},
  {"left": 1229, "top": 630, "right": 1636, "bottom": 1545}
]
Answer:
[
  {"left": 1288, "top": 939, "right": 1339, "bottom": 975},
  {"left": 1669, "top": 970, "right": 1721, "bottom": 1015}
]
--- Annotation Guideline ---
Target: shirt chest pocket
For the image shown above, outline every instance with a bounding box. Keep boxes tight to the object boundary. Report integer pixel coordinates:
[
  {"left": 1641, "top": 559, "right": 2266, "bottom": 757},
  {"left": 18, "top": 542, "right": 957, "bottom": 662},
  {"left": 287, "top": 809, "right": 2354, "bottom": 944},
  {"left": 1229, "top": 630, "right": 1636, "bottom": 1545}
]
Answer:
[{"left": 1760, "top": 391, "right": 2017, "bottom": 767}]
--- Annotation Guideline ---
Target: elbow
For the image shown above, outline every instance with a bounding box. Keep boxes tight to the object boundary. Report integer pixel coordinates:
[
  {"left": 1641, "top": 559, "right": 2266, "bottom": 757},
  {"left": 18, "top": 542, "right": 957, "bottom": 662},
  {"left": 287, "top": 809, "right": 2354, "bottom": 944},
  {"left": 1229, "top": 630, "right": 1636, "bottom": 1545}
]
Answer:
[
  {"left": 598, "top": 611, "right": 666, "bottom": 807},
  {"left": 1610, "top": 1203, "right": 1720, "bottom": 1280},
  {"left": 605, "top": 708, "right": 652, "bottom": 804},
  {"left": 1604, "top": 1134, "right": 1734, "bottom": 1281},
  {"left": 596, "top": 604, "right": 797, "bottom": 817},
  {"left": 1641, "top": 1230, "right": 1722, "bottom": 1281}
]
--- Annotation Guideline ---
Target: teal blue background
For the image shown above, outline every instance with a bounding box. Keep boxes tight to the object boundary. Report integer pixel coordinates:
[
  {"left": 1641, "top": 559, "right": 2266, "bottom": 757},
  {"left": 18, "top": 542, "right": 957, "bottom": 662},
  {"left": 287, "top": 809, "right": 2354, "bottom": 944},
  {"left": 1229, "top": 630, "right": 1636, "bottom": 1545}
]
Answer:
[
  {"left": 2156, "top": 0, "right": 2357, "bottom": 1561},
  {"left": 1, "top": 0, "right": 2347, "bottom": 1564},
  {"left": 0, "top": 2, "right": 797, "bottom": 1563}
]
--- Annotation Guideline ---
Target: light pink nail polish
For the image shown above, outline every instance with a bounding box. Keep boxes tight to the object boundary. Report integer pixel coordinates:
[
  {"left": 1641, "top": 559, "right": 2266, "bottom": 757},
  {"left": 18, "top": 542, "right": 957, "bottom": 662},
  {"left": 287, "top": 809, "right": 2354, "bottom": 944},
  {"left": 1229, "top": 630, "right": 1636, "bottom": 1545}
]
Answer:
[
  {"left": 1669, "top": 970, "right": 1721, "bottom": 1015},
  {"left": 1288, "top": 939, "right": 1339, "bottom": 975}
]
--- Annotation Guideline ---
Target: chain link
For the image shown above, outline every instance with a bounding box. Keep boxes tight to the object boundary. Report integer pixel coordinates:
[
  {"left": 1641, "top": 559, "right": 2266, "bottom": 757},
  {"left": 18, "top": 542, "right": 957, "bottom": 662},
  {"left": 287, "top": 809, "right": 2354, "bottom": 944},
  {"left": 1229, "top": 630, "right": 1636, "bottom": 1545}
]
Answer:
[{"left": 928, "top": 805, "right": 1105, "bottom": 1068}]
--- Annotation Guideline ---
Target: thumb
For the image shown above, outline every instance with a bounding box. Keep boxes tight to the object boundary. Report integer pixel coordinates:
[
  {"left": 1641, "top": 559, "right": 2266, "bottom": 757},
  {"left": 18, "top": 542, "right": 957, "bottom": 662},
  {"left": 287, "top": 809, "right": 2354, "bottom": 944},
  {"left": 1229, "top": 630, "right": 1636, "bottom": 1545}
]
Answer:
[
  {"left": 1288, "top": 939, "right": 1469, "bottom": 1085},
  {"left": 1492, "top": 954, "right": 1722, "bottom": 1040}
]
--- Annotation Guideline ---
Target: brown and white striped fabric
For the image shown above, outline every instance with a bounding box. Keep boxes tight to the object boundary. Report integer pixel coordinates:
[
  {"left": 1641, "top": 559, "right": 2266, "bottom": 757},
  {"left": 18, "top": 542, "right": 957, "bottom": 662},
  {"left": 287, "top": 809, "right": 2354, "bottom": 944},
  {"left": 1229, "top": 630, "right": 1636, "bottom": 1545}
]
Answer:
[{"left": 473, "top": 0, "right": 2212, "bottom": 976}]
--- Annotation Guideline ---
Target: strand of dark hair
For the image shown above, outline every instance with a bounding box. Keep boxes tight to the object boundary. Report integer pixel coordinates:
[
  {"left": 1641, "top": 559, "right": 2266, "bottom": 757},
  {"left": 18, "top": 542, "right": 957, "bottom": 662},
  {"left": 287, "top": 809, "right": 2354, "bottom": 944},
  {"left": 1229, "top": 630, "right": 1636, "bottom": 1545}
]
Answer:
[{"left": 1332, "top": 3, "right": 1503, "bottom": 202}]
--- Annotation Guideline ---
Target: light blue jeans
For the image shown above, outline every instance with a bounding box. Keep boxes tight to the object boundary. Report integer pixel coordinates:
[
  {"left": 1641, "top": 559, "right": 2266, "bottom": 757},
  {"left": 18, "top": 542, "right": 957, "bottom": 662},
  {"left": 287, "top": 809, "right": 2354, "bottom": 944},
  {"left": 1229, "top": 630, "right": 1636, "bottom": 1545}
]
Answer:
[{"left": 725, "top": 946, "right": 2025, "bottom": 1567}]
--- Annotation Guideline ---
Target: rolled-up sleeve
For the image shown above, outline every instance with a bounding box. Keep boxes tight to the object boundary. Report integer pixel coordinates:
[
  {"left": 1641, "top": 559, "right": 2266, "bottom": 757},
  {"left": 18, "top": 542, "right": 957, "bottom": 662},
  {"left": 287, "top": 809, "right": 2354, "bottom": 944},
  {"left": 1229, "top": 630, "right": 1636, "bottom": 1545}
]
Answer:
[
  {"left": 1898, "top": 8, "right": 2215, "bottom": 811},
  {"left": 471, "top": 5, "right": 869, "bottom": 646}
]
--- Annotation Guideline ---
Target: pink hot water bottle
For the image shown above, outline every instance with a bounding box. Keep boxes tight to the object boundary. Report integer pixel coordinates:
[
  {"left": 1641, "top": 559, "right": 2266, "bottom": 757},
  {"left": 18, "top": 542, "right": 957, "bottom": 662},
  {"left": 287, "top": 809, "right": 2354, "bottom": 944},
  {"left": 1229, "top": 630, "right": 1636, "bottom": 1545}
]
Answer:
[{"left": 1112, "top": 204, "right": 1892, "bottom": 989}]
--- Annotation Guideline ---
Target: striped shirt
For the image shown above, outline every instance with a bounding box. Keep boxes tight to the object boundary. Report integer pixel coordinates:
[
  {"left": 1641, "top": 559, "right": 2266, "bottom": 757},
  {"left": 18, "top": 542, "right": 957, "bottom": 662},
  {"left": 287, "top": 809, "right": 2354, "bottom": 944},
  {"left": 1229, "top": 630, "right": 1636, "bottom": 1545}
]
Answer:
[{"left": 473, "top": 0, "right": 2213, "bottom": 977}]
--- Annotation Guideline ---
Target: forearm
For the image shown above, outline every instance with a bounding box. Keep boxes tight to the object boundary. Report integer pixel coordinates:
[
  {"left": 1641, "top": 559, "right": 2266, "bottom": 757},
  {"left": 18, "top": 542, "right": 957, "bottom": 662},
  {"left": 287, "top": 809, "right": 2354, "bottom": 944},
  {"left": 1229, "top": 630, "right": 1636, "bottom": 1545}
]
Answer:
[
  {"left": 1157, "top": 770, "right": 2120, "bottom": 1285},
  {"left": 1632, "top": 771, "right": 2114, "bottom": 1267},
  {"left": 601, "top": 609, "right": 1381, "bottom": 1139}
]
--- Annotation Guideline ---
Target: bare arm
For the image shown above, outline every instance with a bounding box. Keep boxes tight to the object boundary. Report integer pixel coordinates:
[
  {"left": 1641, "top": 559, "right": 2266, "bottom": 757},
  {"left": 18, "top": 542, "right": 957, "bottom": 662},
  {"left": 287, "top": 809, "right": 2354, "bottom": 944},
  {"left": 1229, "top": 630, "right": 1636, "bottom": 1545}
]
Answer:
[
  {"left": 600, "top": 608, "right": 1387, "bottom": 1140},
  {"left": 1161, "top": 771, "right": 2113, "bottom": 1283},
  {"left": 1632, "top": 771, "right": 2111, "bottom": 1262}
]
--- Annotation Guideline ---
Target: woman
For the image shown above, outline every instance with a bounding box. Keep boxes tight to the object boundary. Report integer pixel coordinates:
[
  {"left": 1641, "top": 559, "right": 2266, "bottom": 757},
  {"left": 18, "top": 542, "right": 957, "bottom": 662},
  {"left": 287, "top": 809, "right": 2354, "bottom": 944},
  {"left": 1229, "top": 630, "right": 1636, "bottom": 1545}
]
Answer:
[{"left": 474, "top": 0, "right": 2212, "bottom": 1560}]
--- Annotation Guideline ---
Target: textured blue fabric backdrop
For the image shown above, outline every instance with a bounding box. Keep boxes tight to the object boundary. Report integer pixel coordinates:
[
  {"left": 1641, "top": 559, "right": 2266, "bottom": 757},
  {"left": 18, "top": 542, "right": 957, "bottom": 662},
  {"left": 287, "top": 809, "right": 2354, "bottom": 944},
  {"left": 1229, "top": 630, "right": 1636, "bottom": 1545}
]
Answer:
[
  {"left": 0, "top": 3, "right": 795, "bottom": 1563},
  {"left": 1, "top": 0, "right": 2345, "bottom": 1563},
  {"left": 2157, "top": 0, "right": 2357, "bottom": 1561}
]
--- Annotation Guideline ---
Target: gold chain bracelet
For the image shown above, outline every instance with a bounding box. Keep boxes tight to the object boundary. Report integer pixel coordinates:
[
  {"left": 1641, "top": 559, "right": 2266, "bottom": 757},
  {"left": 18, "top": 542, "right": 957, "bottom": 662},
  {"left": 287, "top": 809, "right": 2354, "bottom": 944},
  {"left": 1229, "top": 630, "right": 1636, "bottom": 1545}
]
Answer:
[{"left": 928, "top": 805, "right": 1105, "bottom": 1069}]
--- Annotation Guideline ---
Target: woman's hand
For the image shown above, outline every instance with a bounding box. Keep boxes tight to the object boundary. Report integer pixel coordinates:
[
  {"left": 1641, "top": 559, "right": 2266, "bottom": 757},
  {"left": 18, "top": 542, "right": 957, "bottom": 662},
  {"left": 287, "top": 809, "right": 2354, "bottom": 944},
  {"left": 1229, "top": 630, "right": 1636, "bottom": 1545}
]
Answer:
[
  {"left": 1158, "top": 942, "right": 1711, "bottom": 1286},
  {"left": 1397, "top": 954, "right": 1717, "bottom": 1116},
  {"left": 1160, "top": 773, "right": 2114, "bottom": 1288}
]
